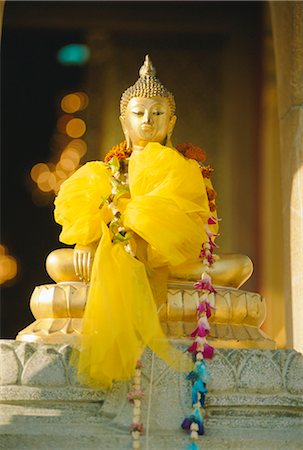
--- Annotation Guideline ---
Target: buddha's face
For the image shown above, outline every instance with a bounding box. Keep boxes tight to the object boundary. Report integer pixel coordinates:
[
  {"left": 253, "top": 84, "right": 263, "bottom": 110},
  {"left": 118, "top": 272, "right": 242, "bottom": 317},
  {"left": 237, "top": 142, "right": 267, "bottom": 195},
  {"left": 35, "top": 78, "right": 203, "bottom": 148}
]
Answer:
[{"left": 121, "top": 96, "right": 176, "bottom": 149}]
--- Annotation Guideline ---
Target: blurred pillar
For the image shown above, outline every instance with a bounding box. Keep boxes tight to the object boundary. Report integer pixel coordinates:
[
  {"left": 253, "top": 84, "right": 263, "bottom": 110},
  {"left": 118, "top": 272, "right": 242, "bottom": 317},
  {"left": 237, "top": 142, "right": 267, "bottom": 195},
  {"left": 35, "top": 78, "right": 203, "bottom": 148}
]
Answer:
[{"left": 270, "top": 2, "right": 303, "bottom": 352}]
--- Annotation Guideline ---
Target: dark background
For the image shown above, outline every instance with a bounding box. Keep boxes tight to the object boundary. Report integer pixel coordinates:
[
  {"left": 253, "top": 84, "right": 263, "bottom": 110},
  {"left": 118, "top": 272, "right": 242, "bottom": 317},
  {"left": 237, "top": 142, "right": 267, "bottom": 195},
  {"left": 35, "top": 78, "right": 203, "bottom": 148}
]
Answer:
[{"left": 1, "top": 22, "right": 88, "bottom": 337}]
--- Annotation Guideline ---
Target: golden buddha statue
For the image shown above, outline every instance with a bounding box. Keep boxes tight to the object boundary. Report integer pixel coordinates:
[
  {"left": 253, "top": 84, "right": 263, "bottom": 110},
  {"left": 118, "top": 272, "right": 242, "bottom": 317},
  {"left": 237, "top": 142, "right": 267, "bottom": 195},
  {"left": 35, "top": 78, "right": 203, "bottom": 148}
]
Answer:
[{"left": 17, "top": 55, "right": 275, "bottom": 353}]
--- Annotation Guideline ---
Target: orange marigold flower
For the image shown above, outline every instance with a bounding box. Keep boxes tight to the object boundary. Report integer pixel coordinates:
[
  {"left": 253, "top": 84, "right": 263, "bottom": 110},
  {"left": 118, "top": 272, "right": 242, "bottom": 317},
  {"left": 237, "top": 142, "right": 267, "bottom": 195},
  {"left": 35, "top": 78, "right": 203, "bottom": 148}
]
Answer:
[
  {"left": 209, "top": 201, "right": 216, "bottom": 212},
  {"left": 201, "top": 165, "right": 214, "bottom": 179},
  {"left": 206, "top": 187, "right": 217, "bottom": 201},
  {"left": 104, "top": 141, "right": 132, "bottom": 163},
  {"left": 176, "top": 143, "right": 206, "bottom": 163}
]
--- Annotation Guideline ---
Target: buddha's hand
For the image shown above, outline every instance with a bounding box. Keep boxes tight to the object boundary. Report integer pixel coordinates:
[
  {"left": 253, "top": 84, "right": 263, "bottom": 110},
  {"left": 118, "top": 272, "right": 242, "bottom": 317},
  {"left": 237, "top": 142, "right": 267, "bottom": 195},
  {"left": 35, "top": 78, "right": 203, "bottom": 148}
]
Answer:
[{"left": 73, "top": 242, "right": 97, "bottom": 283}]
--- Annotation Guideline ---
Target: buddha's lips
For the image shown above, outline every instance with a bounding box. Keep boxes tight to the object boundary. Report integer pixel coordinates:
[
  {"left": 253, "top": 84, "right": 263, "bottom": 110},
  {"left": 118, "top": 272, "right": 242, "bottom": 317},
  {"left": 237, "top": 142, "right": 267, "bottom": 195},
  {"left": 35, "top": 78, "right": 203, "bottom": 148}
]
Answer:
[{"left": 141, "top": 124, "right": 153, "bottom": 131}]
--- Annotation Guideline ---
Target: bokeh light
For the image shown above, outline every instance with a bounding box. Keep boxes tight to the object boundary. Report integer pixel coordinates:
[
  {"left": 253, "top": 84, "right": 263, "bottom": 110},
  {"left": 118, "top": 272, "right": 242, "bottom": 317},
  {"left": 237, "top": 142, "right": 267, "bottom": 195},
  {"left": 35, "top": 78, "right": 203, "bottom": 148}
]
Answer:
[
  {"left": 57, "top": 114, "right": 73, "bottom": 134},
  {"left": 29, "top": 91, "right": 89, "bottom": 202},
  {"left": 0, "top": 245, "right": 18, "bottom": 285},
  {"left": 57, "top": 44, "right": 90, "bottom": 66},
  {"left": 66, "top": 139, "right": 87, "bottom": 157},
  {"left": 30, "top": 163, "right": 49, "bottom": 182},
  {"left": 61, "top": 92, "right": 89, "bottom": 113},
  {"left": 66, "top": 118, "right": 86, "bottom": 138}
]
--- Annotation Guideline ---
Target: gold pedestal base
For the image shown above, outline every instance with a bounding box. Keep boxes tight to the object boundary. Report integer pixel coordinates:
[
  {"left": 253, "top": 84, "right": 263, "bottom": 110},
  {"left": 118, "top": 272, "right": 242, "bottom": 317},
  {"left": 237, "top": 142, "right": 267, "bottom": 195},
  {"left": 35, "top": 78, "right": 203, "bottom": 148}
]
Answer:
[{"left": 16, "top": 281, "right": 276, "bottom": 349}]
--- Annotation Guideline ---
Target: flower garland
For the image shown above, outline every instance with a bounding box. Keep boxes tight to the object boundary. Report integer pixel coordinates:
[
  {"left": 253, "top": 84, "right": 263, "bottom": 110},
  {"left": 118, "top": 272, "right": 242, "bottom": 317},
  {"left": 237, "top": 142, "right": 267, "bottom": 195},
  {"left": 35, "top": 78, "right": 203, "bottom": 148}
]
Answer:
[
  {"left": 181, "top": 218, "right": 218, "bottom": 447},
  {"left": 104, "top": 147, "right": 134, "bottom": 255},
  {"left": 104, "top": 142, "right": 217, "bottom": 214},
  {"left": 128, "top": 360, "right": 144, "bottom": 450},
  {"left": 103, "top": 141, "right": 218, "bottom": 447}
]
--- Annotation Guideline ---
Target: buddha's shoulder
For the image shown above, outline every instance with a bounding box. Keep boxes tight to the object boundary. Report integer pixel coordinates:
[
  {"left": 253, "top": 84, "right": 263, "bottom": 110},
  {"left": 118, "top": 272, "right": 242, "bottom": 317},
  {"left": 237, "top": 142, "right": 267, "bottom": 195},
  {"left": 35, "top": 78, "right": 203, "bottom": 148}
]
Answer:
[
  {"left": 73, "top": 160, "right": 109, "bottom": 177},
  {"left": 174, "top": 143, "right": 207, "bottom": 164}
]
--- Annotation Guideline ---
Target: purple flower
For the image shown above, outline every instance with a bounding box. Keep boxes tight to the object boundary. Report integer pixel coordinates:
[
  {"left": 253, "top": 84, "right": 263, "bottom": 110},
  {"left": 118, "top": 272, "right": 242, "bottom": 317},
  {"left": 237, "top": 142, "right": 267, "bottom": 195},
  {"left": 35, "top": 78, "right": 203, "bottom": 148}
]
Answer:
[
  {"left": 181, "top": 417, "right": 205, "bottom": 436},
  {"left": 181, "top": 417, "right": 192, "bottom": 431}
]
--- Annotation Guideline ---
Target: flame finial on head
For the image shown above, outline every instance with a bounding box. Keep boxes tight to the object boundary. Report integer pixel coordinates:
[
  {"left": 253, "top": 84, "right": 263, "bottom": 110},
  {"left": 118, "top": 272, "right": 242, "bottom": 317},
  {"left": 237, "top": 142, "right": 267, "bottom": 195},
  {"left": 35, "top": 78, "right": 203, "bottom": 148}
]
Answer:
[
  {"left": 139, "top": 55, "right": 156, "bottom": 78},
  {"left": 120, "top": 55, "right": 176, "bottom": 118}
]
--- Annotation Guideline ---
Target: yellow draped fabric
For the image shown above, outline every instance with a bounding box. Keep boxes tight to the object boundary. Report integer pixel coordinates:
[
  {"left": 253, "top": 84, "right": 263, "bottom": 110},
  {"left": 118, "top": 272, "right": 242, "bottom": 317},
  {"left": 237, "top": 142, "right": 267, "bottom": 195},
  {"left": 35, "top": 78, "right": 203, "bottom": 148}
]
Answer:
[{"left": 54, "top": 143, "right": 213, "bottom": 388}]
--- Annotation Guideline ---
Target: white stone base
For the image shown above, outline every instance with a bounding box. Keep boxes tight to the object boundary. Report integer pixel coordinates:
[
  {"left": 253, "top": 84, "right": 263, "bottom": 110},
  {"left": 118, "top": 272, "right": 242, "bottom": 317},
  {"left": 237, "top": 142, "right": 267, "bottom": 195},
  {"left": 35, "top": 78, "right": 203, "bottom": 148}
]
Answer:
[{"left": 0, "top": 340, "right": 302, "bottom": 449}]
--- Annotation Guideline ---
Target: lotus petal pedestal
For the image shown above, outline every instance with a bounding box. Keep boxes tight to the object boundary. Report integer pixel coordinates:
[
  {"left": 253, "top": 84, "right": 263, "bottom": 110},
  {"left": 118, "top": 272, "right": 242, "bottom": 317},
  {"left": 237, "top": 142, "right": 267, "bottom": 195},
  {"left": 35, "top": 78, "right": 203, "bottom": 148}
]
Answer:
[{"left": 17, "top": 281, "right": 275, "bottom": 349}]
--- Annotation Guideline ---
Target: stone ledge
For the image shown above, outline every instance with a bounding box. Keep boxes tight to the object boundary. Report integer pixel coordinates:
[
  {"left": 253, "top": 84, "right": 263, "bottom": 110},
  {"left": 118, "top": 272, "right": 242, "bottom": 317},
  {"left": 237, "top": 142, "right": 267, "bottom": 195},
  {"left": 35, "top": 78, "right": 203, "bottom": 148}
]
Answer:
[
  {"left": 1, "top": 339, "right": 302, "bottom": 449},
  {"left": 1, "top": 340, "right": 302, "bottom": 395}
]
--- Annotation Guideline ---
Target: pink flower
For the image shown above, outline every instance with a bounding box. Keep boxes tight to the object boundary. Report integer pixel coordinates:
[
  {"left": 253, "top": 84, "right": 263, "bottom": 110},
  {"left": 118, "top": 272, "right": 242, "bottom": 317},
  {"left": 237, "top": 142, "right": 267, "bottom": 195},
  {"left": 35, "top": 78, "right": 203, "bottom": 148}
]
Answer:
[
  {"left": 208, "top": 216, "right": 217, "bottom": 225},
  {"left": 190, "top": 321, "right": 210, "bottom": 338},
  {"left": 200, "top": 248, "right": 207, "bottom": 259},
  {"left": 188, "top": 341, "right": 198, "bottom": 353},
  {"left": 197, "top": 301, "right": 213, "bottom": 318},
  {"left": 202, "top": 343, "right": 215, "bottom": 359},
  {"left": 208, "top": 237, "right": 218, "bottom": 253},
  {"left": 194, "top": 274, "right": 216, "bottom": 293},
  {"left": 127, "top": 390, "right": 144, "bottom": 403},
  {"left": 130, "top": 422, "right": 143, "bottom": 433},
  {"left": 207, "top": 252, "right": 216, "bottom": 265}
]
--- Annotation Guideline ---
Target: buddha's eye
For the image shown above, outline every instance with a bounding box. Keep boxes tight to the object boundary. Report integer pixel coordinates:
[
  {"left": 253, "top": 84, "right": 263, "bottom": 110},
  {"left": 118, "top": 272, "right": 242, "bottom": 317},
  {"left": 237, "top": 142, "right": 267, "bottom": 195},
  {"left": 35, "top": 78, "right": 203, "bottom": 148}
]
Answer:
[
  {"left": 153, "top": 111, "right": 164, "bottom": 116},
  {"left": 132, "top": 110, "right": 144, "bottom": 116}
]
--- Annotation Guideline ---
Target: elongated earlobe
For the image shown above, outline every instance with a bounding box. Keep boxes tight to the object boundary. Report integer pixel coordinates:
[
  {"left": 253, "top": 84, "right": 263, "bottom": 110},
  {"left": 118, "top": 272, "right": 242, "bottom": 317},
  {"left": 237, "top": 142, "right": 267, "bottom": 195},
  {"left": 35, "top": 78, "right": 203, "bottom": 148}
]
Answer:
[
  {"left": 165, "top": 115, "right": 177, "bottom": 147},
  {"left": 119, "top": 115, "right": 132, "bottom": 149}
]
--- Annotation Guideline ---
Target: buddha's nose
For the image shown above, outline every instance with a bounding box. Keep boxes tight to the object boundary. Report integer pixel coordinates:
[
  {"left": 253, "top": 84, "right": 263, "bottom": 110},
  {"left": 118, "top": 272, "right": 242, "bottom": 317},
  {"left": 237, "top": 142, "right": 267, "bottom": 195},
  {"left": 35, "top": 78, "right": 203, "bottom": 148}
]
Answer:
[{"left": 142, "top": 110, "right": 152, "bottom": 124}]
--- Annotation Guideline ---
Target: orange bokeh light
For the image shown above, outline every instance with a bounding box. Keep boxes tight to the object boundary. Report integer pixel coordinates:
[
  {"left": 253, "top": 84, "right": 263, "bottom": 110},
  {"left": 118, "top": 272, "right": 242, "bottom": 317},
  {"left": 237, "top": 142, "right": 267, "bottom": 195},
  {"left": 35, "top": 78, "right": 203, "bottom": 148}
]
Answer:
[
  {"left": 61, "top": 92, "right": 89, "bottom": 113},
  {"left": 57, "top": 114, "right": 73, "bottom": 134},
  {"left": 66, "top": 118, "right": 86, "bottom": 138},
  {"left": 66, "top": 139, "right": 87, "bottom": 157},
  {"left": 30, "top": 163, "right": 49, "bottom": 182},
  {"left": 0, "top": 245, "right": 18, "bottom": 284}
]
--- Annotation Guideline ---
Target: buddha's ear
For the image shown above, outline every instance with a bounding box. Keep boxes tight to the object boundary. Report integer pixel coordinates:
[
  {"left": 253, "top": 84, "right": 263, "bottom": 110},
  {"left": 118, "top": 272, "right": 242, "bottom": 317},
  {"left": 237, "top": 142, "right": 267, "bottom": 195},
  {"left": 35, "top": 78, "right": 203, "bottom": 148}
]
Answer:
[
  {"left": 119, "top": 115, "right": 131, "bottom": 149},
  {"left": 165, "top": 115, "right": 177, "bottom": 147},
  {"left": 169, "top": 115, "right": 177, "bottom": 134}
]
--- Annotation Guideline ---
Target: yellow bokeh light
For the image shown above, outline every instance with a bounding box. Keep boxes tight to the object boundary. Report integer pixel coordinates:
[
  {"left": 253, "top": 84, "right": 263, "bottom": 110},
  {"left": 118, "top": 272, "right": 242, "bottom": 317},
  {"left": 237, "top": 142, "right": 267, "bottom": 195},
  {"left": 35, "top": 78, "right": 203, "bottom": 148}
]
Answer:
[
  {"left": 57, "top": 114, "right": 73, "bottom": 134},
  {"left": 76, "top": 92, "right": 89, "bottom": 110},
  {"left": 47, "top": 173, "right": 57, "bottom": 190},
  {"left": 59, "top": 158, "right": 77, "bottom": 172},
  {"left": 66, "top": 118, "right": 86, "bottom": 138},
  {"left": 66, "top": 139, "right": 87, "bottom": 157},
  {"left": 0, "top": 245, "right": 18, "bottom": 285},
  {"left": 37, "top": 171, "right": 53, "bottom": 192},
  {"left": 30, "top": 163, "right": 49, "bottom": 182},
  {"left": 55, "top": 166, "right": 68, "bottom": 179},
  {"left": 61, "top": 92, "right": 89, "bottom": 113},
  {"left": 61, "top": 94, "right": 81, "bottom": 113},
  {"left": 61, "top": 148, "right": 80, "bottom": 164}
]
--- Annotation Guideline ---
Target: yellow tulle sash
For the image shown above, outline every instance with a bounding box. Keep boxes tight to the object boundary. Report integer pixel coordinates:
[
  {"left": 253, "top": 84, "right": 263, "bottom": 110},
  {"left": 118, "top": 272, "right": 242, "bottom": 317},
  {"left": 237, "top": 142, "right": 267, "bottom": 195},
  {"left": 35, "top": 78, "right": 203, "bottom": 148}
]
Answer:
[{"left": 55, "top": 143, "right": 213, "bottom": 388}]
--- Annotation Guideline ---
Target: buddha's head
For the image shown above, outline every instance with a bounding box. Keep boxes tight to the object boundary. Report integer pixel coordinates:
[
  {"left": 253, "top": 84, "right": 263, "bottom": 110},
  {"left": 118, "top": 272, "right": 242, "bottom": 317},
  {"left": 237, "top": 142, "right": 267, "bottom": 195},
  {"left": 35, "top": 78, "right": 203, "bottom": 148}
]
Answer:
[{"left": 120, "top": 55, "right": 177, "bottom": 150}]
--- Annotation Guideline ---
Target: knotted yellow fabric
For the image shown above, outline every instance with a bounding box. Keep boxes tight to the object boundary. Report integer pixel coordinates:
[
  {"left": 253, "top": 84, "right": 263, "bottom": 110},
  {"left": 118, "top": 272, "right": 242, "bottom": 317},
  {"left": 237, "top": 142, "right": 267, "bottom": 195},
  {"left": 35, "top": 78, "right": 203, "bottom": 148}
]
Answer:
[{"left": 54, "top": 143, "right": 213, "bottom": 388}]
